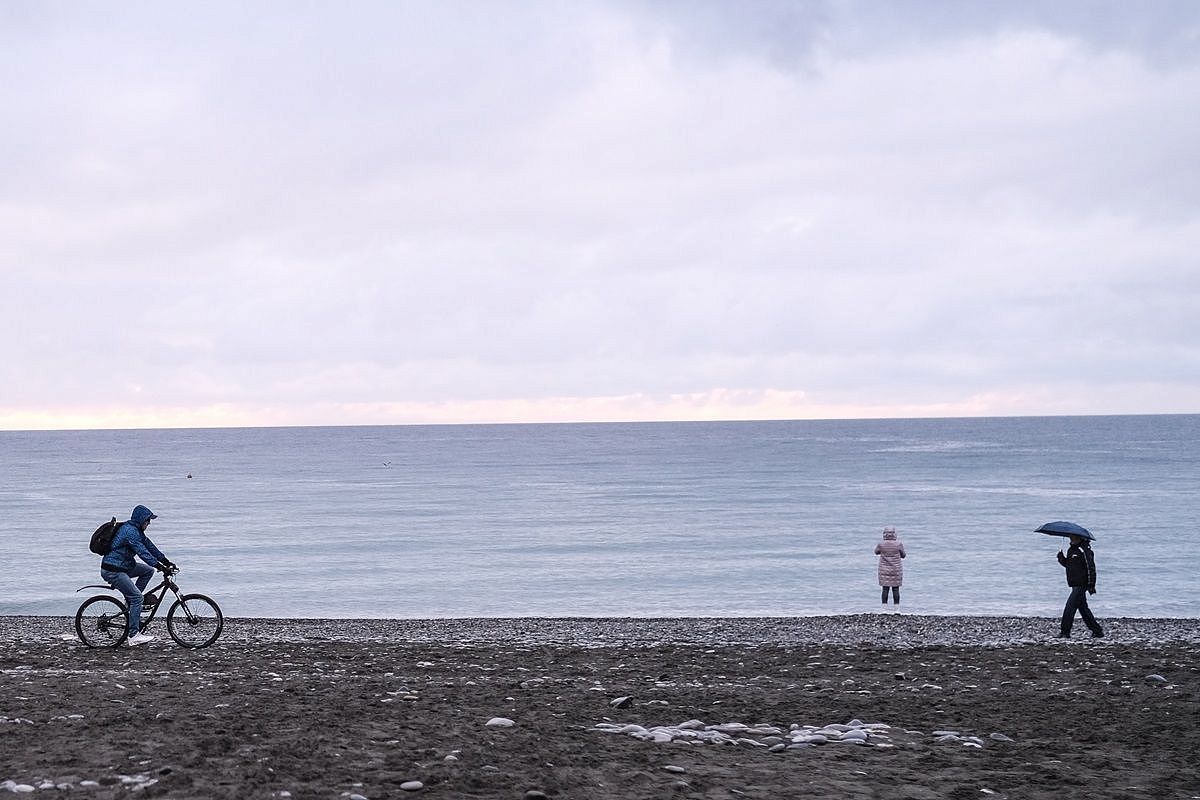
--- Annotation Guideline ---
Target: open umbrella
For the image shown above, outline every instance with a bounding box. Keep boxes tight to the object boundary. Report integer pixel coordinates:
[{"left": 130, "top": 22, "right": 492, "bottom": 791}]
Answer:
[{"left": 1035, "top": 521, "right": 1095, "bottom": 541}]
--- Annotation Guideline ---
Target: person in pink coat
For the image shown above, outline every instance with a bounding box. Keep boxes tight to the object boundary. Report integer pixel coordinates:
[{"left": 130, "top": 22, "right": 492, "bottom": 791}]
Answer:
[{"left": 874, "top": 526, "right": 906, "bottom": 605}]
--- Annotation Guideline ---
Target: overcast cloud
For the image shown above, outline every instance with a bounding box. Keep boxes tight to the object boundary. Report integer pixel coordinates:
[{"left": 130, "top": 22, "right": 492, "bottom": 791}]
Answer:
[{"left": 3, "top": 1, "right": 1198, "bottom": 429}]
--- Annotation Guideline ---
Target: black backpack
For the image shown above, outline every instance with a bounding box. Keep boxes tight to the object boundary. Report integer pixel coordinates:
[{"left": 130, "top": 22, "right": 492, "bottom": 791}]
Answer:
[{"left": 89, "top": 517, "right": 121, "bottom": 556}]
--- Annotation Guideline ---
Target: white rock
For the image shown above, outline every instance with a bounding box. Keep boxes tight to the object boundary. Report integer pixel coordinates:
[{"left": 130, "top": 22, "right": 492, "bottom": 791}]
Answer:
[
  {"left": 841, "top": 729, "right": 869, "bottom": 741},
  {"left": 400, "top": 781, "right": 424, "bottom": 791},
  {"left": 663, "top": 765, "right": 687, "bottom": 774},
  {"left": 750, "top": 726, "right": 783, "bottom": 736},
  {"left": 485, "top": 717, "right": 515, "bottom": 728}
]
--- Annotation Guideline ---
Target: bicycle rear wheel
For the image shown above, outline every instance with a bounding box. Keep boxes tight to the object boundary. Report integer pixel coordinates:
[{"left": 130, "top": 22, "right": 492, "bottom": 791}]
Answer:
[
  {"left": 166, "top": 594, "right": 223, "bottom": 648},
  {"left": 75, "top": 595, "right": 129, "bottom": 648}
]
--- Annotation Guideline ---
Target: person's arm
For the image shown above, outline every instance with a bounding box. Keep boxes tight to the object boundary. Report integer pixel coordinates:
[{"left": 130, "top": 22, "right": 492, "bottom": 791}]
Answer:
[
  {"left": 142, "top": 533, "right": 169, "bottom": 566},
  {"left": 1085, "top": 548, "right": 1097, "bottom": 593},
  {"left": 1057, "top": 550, "right": 1068, "bottom": 567},
  {"left": 874, "top": 544, "right": 882, "bottom": 555},
  {"left": 127, "top": 529, "right": 165, "bottom": 568},
  {"left": 899, "top": 543, "right": 906, "bottom": 558}
]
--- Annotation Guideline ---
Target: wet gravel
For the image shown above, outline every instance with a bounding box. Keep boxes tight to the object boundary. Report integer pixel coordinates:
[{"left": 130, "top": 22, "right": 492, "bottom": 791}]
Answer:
[{"left": 5, "top": 613, "right": 1199, "bottom": 647}]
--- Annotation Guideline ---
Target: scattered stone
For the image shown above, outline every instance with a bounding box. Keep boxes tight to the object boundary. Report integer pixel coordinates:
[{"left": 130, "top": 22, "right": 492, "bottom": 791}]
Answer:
[
  {"left": 399, "top": 781, "right": 424, "bottom": 792},
  {"left": 663, "top": 765, "right": 686, "bottom": 774},
  {"left": 610, "top": 696, "right": 633, "bottom": 709},
  {"left": 485, "top": 717, "right": 515, "bottom": 728},
  {"left": 1145, "top": 674, "right": 1167, "bottom": 683},
  {"left": 523, "top": 792, "right": 550, "bottom": 800}
]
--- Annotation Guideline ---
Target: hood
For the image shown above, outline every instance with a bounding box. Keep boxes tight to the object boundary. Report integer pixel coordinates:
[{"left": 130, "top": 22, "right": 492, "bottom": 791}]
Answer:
[
  {"left": 131, "top": 505, "right": 158, "bottom": 526},
  {"left": 883, "top": 526, "right": 897, "bottom": 540}
]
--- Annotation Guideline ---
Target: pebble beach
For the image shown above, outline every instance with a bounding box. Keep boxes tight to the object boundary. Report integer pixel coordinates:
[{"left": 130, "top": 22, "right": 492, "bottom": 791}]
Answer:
[{"left": 2, "top": 615, "right": 1198, "bottom": 799}]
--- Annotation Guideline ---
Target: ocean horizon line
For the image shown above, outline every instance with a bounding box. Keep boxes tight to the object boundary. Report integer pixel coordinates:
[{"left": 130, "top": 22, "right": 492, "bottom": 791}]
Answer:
[{"left": 2, "top": 410, "right": 1196, "bottom": 435}]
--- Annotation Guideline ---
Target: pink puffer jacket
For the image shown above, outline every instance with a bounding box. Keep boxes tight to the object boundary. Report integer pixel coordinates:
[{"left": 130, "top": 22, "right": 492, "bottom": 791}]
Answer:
[{"left": 875, "top": 527, "right": 906, "bottom": 587}]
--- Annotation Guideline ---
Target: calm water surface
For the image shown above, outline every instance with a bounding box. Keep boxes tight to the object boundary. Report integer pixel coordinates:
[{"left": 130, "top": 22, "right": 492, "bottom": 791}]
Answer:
[{"left": 2, "top": 415, "right": 1196, "bottom": 619}]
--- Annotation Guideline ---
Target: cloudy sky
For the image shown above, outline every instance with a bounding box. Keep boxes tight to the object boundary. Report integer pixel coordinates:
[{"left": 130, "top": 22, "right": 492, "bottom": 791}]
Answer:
[{"left": 3, "top": 1, "right": 1198, "bottom": 429}]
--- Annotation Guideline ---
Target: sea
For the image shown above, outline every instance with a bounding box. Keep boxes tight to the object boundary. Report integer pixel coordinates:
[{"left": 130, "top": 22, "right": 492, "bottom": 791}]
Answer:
[{"left": 1, "top": 415, "right": 1196, "bottom": 620}]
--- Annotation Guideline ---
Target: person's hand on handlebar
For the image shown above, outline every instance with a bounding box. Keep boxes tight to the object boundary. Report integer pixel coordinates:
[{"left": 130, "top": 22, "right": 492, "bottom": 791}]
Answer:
[{"left": 157, "top": 561, "right": 178, "bottom": 575}]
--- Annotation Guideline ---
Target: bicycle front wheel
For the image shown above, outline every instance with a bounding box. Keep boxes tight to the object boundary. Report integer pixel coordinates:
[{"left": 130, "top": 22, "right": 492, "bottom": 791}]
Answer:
[
  {"left": 166, "top": 594, "right": 223, "bottom": 648},
  {"left": 75, "top": 595, "right": 129, "bottom": 648}
]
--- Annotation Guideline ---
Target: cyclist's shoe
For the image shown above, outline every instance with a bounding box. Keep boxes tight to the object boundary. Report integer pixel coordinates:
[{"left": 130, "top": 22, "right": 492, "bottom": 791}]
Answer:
[
  {"left": 142, "top": 594, "right": 159, "bottom": 609},
  {"left": 127, "top": 633, "right": 154, "bottom": 646}
]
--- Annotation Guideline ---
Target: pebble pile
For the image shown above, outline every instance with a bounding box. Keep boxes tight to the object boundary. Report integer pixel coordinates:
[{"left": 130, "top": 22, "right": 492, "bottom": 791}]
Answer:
[
  {"left": 594, "top": 718, "right": 1006, "bottom": 752},
  {"left": 1, "top": 775, "right": 156, "bottom": 793}
]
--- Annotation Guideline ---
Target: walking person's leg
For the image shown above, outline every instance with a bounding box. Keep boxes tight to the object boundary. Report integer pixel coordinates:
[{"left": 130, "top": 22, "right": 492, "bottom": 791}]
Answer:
[
  {"left": 881, "top": 586, "right": 889, "bottom": 604},
  {"left": 103, "top": 570, "right": 142, "bottom": 638},
  {"left": 1076, "top": 593, "right": 1104, "bottom": 637},
  {"left": 1060, "top": 586, "right": 1084, "bottom": 636},
  {"left": 892, "top": 587, "right": 900, "bottom": 605}
]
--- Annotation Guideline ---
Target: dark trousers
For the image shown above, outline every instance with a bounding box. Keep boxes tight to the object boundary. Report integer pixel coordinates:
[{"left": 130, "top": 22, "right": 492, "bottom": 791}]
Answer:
[
  {"left": 1060, "top": 586, "right": 1103, "bottom": 636},
  {"left": 881, "top": 586, "right": 900, "bottom": 604}
]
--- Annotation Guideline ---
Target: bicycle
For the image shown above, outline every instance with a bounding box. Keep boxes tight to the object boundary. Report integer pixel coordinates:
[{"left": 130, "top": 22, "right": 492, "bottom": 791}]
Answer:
[{"left": 74, "top": 570, "right": 223, "bottom": 649}]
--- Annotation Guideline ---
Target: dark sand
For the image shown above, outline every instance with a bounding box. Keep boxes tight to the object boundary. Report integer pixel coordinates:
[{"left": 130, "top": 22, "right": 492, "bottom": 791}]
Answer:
[{"left": 2, "top": 616, "right": 1198, "bottom": 799}]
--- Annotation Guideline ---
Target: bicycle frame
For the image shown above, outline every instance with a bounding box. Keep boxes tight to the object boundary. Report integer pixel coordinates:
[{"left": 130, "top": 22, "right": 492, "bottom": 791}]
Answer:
[
  {"left": 75, "top": 572, "right": 187, "bottom": 633},
  {"left": 76, "top": 570, "right": 223, "bottom": 649}
]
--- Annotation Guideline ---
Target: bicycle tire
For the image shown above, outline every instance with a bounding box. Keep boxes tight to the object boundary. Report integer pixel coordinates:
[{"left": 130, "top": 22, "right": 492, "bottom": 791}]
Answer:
[
  {"left": 166, "top": 593, "right": 223, "bottom": 648},
  {"left": 75, "top": 595, "right": 129, "bottom": 648}
]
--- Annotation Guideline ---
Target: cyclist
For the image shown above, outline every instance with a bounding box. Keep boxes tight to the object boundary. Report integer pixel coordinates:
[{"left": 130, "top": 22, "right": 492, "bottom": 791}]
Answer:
[{"left": 99, "top": 505, "right": 177, "bottom": 646}]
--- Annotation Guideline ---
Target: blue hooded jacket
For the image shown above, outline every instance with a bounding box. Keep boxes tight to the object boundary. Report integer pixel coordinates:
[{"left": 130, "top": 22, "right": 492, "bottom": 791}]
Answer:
[{"left": 100, "top": 505, "right": 168, "bottom": 574}]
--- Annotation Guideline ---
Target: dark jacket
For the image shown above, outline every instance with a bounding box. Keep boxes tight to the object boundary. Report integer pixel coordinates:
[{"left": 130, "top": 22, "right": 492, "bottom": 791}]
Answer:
[
  {"left": 101, "top": 505, "right": 168, "bottom": 574},
  {"left": 1057, "top": 542, "right": 1096, "bottom": 592}
]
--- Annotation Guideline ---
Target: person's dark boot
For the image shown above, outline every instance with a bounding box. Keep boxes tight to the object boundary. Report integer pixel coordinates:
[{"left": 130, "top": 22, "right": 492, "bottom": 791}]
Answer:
[
  {"left": 1056, "top": 631, "right": 1070, "bottom": 639},
  {"left": 1091, "top": 629, "right": 1105, "bottom": 638}
]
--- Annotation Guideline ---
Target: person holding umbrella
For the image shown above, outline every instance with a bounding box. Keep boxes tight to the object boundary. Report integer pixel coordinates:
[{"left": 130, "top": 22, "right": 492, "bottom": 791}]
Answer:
[{"left": 1037, "top": 521, "right": 1104, "bottom": 639}]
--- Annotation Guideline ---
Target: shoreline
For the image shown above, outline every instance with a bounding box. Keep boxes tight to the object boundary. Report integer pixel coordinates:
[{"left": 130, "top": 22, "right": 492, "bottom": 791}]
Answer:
[{"left": 6, "top": 613, "right": 1200, "bottom": 647}]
